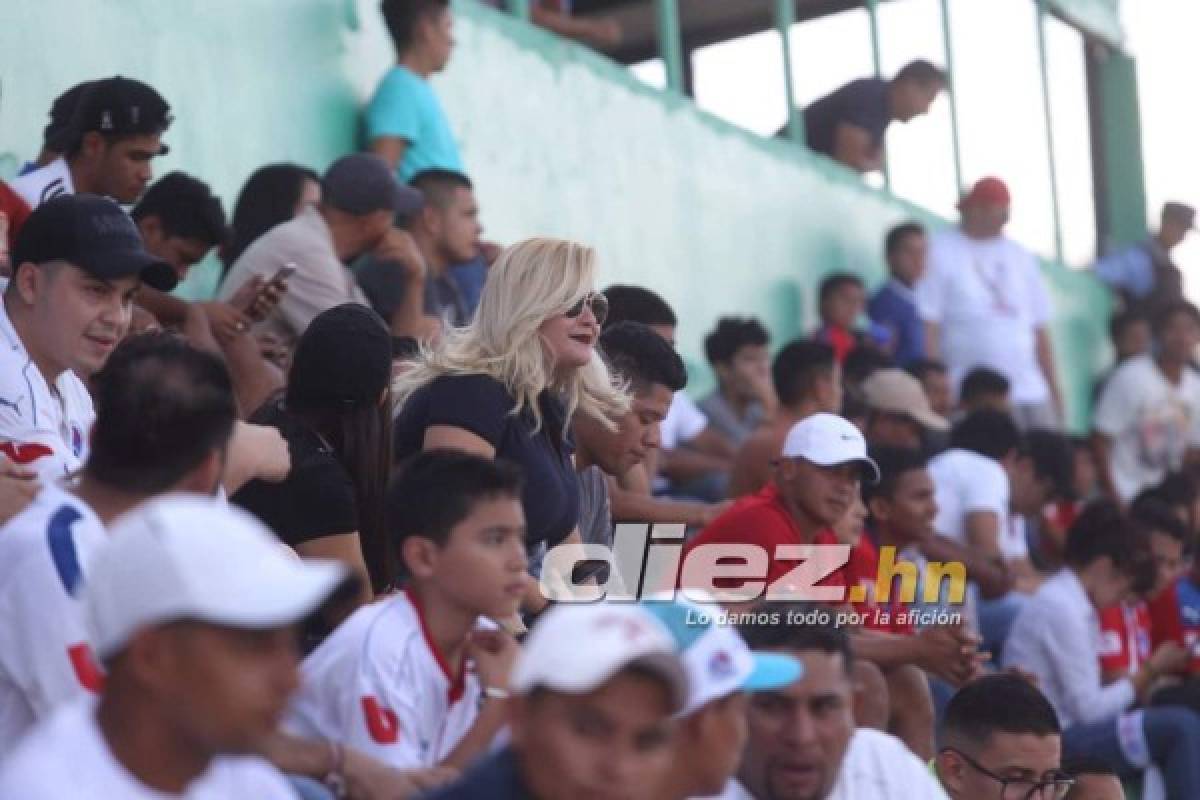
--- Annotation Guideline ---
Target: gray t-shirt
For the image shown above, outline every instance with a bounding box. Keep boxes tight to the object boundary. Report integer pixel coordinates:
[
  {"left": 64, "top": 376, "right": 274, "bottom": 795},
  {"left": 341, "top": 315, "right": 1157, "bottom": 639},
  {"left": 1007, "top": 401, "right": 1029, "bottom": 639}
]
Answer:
[
  {"left": 527, "top": 466, "right": 611, "bottom": 580},
  {"left": 698, "top": 391, "right": 764, "bottom": 446}
]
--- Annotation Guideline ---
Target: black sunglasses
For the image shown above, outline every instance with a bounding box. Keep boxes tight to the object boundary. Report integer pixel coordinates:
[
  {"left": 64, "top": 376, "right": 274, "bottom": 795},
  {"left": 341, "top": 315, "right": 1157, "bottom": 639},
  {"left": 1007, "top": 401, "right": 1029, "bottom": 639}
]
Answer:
[
  {"left": 942, "top": 748, "right": 1074, "bottom": 800},
  {"left": 565, "top": 292, "right": 608, "bottom": 326}
]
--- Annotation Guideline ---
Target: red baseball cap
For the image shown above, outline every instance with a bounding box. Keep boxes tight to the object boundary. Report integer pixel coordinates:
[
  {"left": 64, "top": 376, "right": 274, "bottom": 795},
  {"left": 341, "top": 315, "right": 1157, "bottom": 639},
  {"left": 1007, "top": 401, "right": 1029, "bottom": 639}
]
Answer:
[{"left": 959, "top": 176, "right": 1011, "bottom": 209}]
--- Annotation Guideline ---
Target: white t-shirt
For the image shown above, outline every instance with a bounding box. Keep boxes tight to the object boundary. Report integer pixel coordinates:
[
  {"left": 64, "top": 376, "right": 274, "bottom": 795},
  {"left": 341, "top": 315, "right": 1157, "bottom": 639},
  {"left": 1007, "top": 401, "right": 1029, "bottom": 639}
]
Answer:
[
  {"left": 0, "top": 300, "right": 95, "bottom": 481},
  {"left": 660, "top": 392, "right": 708, "bottom": 451},
  {"left": 916, "top": 228, "right": 1053, "bottom": 405},
  {"left": 927, "top": 448, "right": 1025, "bottom": 560},
  {"left": 0, "top": 700, "right": 296, "bottom": 799},
  {"left": 1092, "top": 355, "right": 1200, "bottom": 503},
  {"left": 695, "top": 729, "right": 947, "bottom": 800},
  {"left": 285, "top": 589, "right": 485, "bottom": 770},
  {"left": 0, "top": 483, "right": 108, "bottom": 755},
  {"left": 8, "top": 157, "right": 75, "bottom": 209}
]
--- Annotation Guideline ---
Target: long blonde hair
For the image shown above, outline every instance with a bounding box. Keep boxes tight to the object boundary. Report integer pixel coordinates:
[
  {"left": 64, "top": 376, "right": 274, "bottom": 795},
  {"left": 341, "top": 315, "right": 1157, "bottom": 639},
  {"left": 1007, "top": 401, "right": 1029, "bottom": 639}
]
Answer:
[{"left": 393, "top": 238, "right": 630, "bottom": 433}]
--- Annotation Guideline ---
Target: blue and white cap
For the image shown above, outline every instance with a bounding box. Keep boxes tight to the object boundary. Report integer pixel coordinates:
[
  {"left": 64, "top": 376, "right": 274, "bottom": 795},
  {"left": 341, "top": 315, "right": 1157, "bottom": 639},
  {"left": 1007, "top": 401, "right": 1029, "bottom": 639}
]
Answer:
[{"left": 642, "top": 594, "right": 803, "bottom": 716}]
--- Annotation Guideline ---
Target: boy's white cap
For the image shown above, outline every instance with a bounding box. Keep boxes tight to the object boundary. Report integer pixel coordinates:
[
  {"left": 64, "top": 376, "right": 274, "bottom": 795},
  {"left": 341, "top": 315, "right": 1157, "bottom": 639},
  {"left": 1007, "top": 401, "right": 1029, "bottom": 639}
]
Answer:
[
  {"left": 641, "top": 593, "right": 803, "bottom": 716},
  {"left": 84, "top": 493, "right": 350, "bottom": 659},
  {"left": 780, "top": 413, "right": 880, "bottom": 482},
  {"left": 510, "top": 603, "right": 689, "bottom": 712}
]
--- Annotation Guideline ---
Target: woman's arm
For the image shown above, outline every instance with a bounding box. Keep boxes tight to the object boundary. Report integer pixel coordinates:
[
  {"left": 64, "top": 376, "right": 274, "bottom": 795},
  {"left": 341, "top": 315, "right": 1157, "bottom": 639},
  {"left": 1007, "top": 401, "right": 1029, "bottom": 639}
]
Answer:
[
  {"left": 295, "top": 533, "right": 374, "bottom": 626},
  {"left": 422, "top": 425, "right": 496, "bottom": 458}
]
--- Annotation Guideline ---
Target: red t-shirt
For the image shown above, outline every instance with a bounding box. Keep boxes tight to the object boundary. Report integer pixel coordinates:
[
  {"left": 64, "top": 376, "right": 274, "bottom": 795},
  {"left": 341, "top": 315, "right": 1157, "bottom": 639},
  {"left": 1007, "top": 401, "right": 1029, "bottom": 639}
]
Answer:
[
  {"left": 681, "top": 484, "right": 847, "bottom": 601},
  {"left": 844, "top": 536, "right": 917, "bottom": 634},
  {"left": 0, "top": 181, "right": 31, "bottom": 250},
  {"left": 1149, "top": 576, "right": 1200, "bottom": 674},
  {"left": 1098, "top": 601, "right": 1152, "bottom": 675}
]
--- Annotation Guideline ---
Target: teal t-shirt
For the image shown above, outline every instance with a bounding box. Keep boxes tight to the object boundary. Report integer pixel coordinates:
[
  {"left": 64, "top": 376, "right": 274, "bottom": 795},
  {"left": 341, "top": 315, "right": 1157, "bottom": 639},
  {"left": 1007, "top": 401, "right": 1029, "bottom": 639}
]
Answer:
[{"left": 365, "top": 65, "right": 464, "bottom": 182}]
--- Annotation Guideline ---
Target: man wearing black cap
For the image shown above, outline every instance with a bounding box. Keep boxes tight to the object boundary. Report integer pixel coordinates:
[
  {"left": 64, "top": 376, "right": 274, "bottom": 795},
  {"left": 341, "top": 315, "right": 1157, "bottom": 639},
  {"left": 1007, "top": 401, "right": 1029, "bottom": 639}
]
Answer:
[
  {"left": 0, "top": 194, "right": 176, "bottom": 480},
  {"left": 219, "top": 153, "right": 433, "bottom": 347},
  {"left": 1095, "top": 201, "right": 1197, "bottom": 319},
  {"left": 11, "top": 76, "right": 172, "bottom": 208}
]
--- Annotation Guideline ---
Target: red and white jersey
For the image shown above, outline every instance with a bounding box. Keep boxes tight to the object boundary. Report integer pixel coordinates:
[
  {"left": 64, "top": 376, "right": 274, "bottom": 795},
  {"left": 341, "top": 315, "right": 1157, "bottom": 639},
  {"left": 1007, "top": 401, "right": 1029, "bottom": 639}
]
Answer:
[
  {"left": 1098, "top": 601, "right": 1153, "bottom": 675},
  {"left": 286, "top": 588, "right": 486, "bottom": 769},
  {"left": 0, "top": 484, "right": 108, "bottom": 756},
  {"left": 8, "top": 157, "right": 75, "bottom": 210},
  {"left": 0, "top": 299, "right": 94, "bottom": 480}
]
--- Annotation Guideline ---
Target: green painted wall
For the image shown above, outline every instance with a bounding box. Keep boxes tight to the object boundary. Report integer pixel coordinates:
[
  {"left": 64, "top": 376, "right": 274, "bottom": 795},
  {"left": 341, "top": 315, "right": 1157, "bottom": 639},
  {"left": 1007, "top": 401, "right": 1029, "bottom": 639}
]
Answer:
[{"left": 0, "top": 0, "right": 1111, "bottom": 430}]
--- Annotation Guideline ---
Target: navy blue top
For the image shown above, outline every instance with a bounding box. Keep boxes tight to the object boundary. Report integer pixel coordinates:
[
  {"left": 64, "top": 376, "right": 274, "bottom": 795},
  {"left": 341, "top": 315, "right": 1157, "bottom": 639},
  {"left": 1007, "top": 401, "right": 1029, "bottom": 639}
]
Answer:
[
  {"left": 424, "top": 747, "right": 535, "bottom": 800},
  {"left": 868, "top": 280, "right": 925, "bottom": 367},
  {"left": 393, "top": 373, "right": 580, "bottom": 550},
  {"left": 803, "top": 77, "right": 891, "bottom": 158}
]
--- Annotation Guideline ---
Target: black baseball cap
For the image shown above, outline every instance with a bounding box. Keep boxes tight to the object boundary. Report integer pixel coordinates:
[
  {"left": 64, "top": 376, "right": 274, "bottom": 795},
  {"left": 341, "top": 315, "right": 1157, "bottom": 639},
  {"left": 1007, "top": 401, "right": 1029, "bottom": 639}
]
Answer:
[
  {"left": 44, "top": 80, "right": 96, "bottom": 152},
  {"left": 12, "top": 194, "right": 178, "bottom": 291},
  {"left": 321, "top": 154, "right": 423, "bottom": 218},
  {"left": 67, "top": 76, "right": 172, "bottom": 155}
]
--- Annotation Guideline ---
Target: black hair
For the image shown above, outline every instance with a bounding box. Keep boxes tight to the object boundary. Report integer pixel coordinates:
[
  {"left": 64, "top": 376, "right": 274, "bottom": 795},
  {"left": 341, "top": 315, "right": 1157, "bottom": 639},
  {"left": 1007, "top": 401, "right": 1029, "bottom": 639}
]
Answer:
[
  {"left": 772, "top": 340, "right": 835, "bottom": 407},
  {"left": 43, "top": 81, "right": 95, "bottom": 152},
  {"left": 131, "top": 172, "right": 226, "bottom": 247},
  {"left": 960, "top": 366, "right": 1010, "bottom": 405},
  {"left": 409, "top": 168, "right": 473, "bottom": 211},
  {"left": 1064, "top": 500, "right": 1156, "bottom": 595},
  {"left": 1109, "top": 309, "right": 1148, "bottom": 344},
  {"left": 950, "top": 409, "right": 1021, "bottom": 462},
  {"left": 907, "top": 357, "right": 947, "bottom": 383},
  {"left": 600, "top": 321, "right": 687, "bottom": 393},
  {"left": 704, "top": 317, "right": 769, "bottom": 366},
  {"left": 1153, "top": 300, "right": 1200, "bottom": 336},
  {"left": 885, "top": 222, "right": 925, "bottom": 260},
  {"left": 86, "top": 333, "right": 236, "bottom": 494},
  {"left": 382, "top": 0, "right": 450, "bottom": 51},
  {"left": 818, "top": 272, "right": 864, "bottom": 308},
  {"left": 894, "top": 59, "right": 948, "bottom": 87},
  {"left": 1060, "top": 755, "right": 1118, "bottom": 780},
  {"left": 939, "top": 674, "right": 1061, "bottom": 751},
  {"left": 601, "top": 285, "right": 677, "bottom": 330},
  {"left": 843, "top": 346, "right": 894, "bottom": 387},
  {"left": 1025, "top": 429, "right": 1075, "bottom": 503},
  {"left": 736, "top": 603, "right": 854, "bottom": 675},
  {"left": 863, "top": 446, "right": 928, "bottom": 506},
  {"left": 221, "top": 163, "right": 320, "bottom": 275},
  {"left": 1131, "top": 496, "right": 1192, "bottom": 553},
  {"left": 389, "top": 450, "right": 524, "bottom": 569}
]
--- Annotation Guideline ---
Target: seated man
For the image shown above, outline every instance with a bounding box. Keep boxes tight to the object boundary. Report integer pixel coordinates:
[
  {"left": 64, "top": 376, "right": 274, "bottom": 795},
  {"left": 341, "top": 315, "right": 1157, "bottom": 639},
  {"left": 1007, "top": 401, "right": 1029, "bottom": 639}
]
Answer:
[
  {"left": 699, "top": 317, "right": 777, "bottom": 446},
  {"left": 958, "top": 366, "right": 1011, "bottom": 416},
  {"left": 727, "top": 605, "right": 949, "bottom": 799},
  {"left": 860, "top": 368, "right": 949, "bottom": 449},
  {"left": 1004, "top": 500, "right": 1200, "bottom": 797},
  {"left": 0, "top": 495, "right": 348, "bottom": 797},
  {"left": 790, "top": 60, "right": 946, "bottom": 174},
  {"left": 728, "top": 340, "right": 842, "bottom": 498},
  {"left": 286, "top": 450, "right": 523, "bottom": 770},
  {"left": 908, "top": 358, "right": 952, "bottom": 419},
  {"left": 869, "top": 222, "right": 928, "bottom": 366},
  {"left": 811, "top": 273, "right": 889, "bottom": 365},
  {"left": 424, "top": 602, "right": 687, "bottom": 800},
  {"left": 936, "top": 674, "right": 1072, "bottom": 800}
]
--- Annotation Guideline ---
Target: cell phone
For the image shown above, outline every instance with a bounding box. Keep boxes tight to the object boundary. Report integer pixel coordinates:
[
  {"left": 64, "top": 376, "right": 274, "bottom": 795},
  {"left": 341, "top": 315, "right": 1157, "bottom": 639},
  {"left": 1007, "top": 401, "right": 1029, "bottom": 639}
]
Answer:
[
  {"left": 268, "top": 263, "right": 297, "bottom": 285},
  {"left": 242, "top": 263, "right": 297, "bottom": 320}
]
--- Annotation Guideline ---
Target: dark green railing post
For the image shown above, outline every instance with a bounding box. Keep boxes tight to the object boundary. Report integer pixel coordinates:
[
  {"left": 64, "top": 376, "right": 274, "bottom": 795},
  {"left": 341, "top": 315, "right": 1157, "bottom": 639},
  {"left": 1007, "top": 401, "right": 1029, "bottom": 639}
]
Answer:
[
  {"left": 1035, "top": 0, "right": 1065, "bottom": 262},
  {"left": 774, "top": 0, "right": 803, "bottom": 144},
  {"left": 865, "top": 0, "right": 889, "bottom": 187},
  {"left": 938, "top": 0, "right": 964, "bottom": 196},
  {"left": 506, "top": 0, "right": 531, "bottom": 22},
  {"left": 655, "top": 0, "right": 684, "bottom": 93}
]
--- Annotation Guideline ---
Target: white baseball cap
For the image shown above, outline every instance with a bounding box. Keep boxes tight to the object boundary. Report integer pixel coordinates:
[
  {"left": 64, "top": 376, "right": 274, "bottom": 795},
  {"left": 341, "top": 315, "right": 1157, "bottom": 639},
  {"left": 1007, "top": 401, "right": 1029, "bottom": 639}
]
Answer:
[
  {"left": 780, "top": 412, "right": 880, "bottom": 482},
  {"left": 510, "top": 603, "right": 689, "bottom": 712},
  {"left": 84, "top": 493, "right": 351, "bottom": 659},
  {"left": 641, "top": 596, "right": 803, "bottom": 716}
]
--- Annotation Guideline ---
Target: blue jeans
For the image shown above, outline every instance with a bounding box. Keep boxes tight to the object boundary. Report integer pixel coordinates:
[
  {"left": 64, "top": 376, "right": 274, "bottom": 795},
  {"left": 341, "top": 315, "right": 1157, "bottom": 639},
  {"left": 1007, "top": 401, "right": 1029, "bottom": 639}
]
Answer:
[
  {"left": 1063, "top": 707, "right": 1200, "bottom": 798},
  {"left": 978, "top": 592, "right": 1027, "bottom": 660}
]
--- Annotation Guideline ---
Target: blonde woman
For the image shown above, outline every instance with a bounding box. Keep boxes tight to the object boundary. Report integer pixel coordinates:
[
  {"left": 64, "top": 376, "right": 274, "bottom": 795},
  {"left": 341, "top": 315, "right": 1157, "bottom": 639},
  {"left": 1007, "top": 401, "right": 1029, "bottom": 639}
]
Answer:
[{"left": 393, "top": 238, "right": 629, "bottom": 561}]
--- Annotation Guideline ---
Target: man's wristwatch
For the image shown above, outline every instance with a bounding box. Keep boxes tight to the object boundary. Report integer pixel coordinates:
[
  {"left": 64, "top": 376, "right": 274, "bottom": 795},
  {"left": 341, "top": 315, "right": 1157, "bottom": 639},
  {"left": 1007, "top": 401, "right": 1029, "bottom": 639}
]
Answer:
[{"left": 322, "top": 740, "right": 348, "bottom": 799}]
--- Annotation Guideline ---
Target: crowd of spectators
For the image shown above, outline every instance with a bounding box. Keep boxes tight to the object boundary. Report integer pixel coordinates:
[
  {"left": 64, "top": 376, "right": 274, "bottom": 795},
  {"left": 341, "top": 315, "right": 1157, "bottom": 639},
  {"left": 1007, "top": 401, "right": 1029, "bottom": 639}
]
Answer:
[{"left": 0, "top": 1, "right": 1198, "bottom": 799}]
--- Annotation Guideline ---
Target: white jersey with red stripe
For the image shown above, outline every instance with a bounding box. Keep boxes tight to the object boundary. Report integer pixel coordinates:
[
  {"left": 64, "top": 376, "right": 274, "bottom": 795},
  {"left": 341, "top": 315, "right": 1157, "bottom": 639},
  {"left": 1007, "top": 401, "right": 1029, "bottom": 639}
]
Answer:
[
  {"left": 0, "top": 299, "right": 94, "bottom": 480},
  {"left": 8, "top": 157, "right": 75, "bottom": 210},
  {"left": 0, "top": 483, "right": 108, "bottom": 757},
  {"left": 285, "top": 588, "right": 485, "bottom": 769}
]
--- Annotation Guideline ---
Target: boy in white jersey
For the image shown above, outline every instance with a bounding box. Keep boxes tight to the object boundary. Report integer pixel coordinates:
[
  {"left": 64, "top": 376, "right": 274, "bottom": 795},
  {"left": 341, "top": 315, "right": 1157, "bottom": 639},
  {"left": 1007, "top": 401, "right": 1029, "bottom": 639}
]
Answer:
[
  {"left": 287, "top": 449, "right": 526, "bottom": 770},
  {"left": 0, "top": 192, "right": 176, "bottom": 480},
  {"left": 0, "top": 495, "right": 348, "bottom": 799}
]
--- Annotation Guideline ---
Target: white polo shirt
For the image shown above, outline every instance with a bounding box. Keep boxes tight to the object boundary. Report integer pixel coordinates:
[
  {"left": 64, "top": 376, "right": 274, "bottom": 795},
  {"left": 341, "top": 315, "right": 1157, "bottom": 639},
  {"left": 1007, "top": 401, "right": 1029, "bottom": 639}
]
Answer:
[
  {"left": 927, "top": 448, "right": 1024, "bottom": 560},
  {"left": 8, "top": 157, "right": 75, "bottom": 209},
  {"left": 0, "top": 484, "right": 109, "bottom": 756},
  {"left": 0, "top": 700, "right": 296, "bottom": 799},
  {"left": 917, "top": 228, "right": 1053, "bottom": 405},
  {"left": 0, "top": 299, "right": 95, "bottom": 480},
  {"left": 285, "top": 588, "right": 485, "bottom": 769}
]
